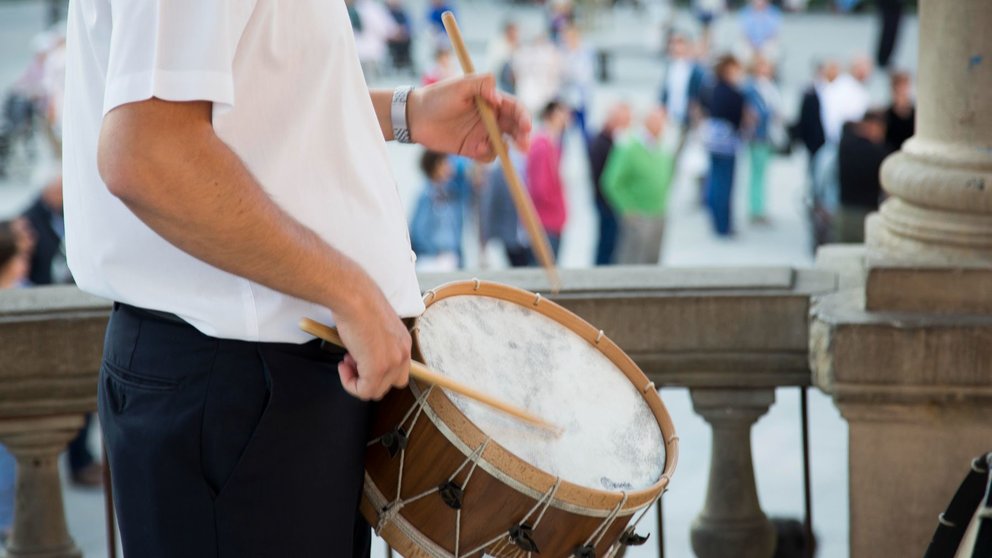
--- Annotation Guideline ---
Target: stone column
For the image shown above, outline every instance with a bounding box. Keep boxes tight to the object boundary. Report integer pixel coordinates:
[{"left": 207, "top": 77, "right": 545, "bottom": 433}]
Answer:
[
  {"left": 0, "top": 415, "right": 84, "bottom": 558},
  {"left": 869, "top": 0, "right": 992, "bottom": 267},
  {"left": 814, "top": 3, "right": 992, "bottom": 555},
  {"left": 689, "top": 388, "right": 776, "bottom": 558}
]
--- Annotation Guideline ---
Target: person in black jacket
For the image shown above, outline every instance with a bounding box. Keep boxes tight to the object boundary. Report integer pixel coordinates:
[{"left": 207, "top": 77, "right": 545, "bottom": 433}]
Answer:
[
  {"left": 885, "top": 70, "right": 915, "bottom": 150},
  {"left": 22, "top": 172, "right": 69, "bottom": 286},
  {"left": 837, "top": 110, "right": 893, "bottom": 243},
  {"left": 587, "top": 102, "right": 631, "bottom": 265},
  {"left": 791, "top": 61, "right": 837, "bottom": 165}
]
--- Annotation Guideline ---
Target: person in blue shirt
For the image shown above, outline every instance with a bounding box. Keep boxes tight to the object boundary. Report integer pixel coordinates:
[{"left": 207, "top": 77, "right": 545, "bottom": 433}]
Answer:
[
  {"left": 427, "top": 0, "right": 455, "bottom": 48},
  {"left": 410, "top": 150, "right": 465, "bottom": 271},
  {"left": 740, "top": 0, "right": 783, "bottom": 60}
]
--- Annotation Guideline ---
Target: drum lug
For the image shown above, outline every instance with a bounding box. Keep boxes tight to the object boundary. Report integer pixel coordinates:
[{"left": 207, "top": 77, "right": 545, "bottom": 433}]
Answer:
[
  {"left": 438, "top": 481, "right": 464, "bottom": 510},
  {"left": 380, "top": 427, "right": 409, "bottom": 458},
  {"left": 618, "top": 526, "right": 650, "bottom": 546},
  {"left": 573, "top": 544, "right": 597, "bottom": 558},
  {"left": 508, "top": 523, "right": 540, "bottom": 553}
]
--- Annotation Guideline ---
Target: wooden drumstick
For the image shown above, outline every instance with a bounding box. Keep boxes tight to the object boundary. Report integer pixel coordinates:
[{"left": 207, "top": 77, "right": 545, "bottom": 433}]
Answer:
[
  {"left": 441, "top": 11, "right": 562, "bottom": 294},
  {"left": 299, "top": 318, "right": 561, "bottom": 434}
]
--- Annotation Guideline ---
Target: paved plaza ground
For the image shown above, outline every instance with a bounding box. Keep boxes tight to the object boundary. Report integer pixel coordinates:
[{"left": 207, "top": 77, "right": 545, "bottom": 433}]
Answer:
[{"left": 0, "top": 0, "right": 920, "bottom": 555}]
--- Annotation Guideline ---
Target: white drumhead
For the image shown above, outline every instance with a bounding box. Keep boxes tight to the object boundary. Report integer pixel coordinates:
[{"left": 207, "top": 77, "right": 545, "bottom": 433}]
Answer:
[{"left": 416, "top": 294, "right": 665, "bottom": 491}]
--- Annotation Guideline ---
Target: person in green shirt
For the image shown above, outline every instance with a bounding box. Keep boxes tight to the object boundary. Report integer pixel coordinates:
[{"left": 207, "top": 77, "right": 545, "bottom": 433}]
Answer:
[{"left": 602, "top": 107, "right": 676, "bottom": 264}]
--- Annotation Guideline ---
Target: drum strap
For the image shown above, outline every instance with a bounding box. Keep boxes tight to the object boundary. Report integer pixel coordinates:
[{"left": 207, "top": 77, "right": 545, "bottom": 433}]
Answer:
[{"left": 924, "top": 452, "right": 992, "bottom": 558}]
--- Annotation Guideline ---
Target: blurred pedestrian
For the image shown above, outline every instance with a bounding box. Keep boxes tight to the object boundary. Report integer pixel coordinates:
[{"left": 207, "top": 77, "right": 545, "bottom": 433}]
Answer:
[
  {"left": 410, "top": 150, "right": 462, "bottom": 271},
  {"left": 821, "top": 55, "right": 872, "bottom": 145},
  {"left": 693, "top": 0, "right": 726, "bottom": 54},
  {"left": 588, "top": 102, "right": 633, "bottom": 265},
  {"left": 427, "top": 0, "right": 456, "bottom": 48},
  {"left": 837, "top": 111, "right": 892, "bottom": 242},
  {"left": 0, "top": 31, "right": 55, "bottom": 177},
  {"left": 527, "top": 101, "right": 571, "bottom": 256},
  {"left": 876, "top": 0, "right": 904, "bottom": 69},
  {"left": 514, "top": 35, "right": 563, "bottom": 115},
  {"left": 602, "top": 107, "right": 676, "bottom": 265},
  {"left": 660, "top": 33, "right": 707, "bottom": 146},
  {"left": 352, "top": 0, "right": 399, "bottom": 77},
  {"left": 423, "top": 48, "right": 457, "bottom": 86},
  {"left": 814, "top": 56, "right": 872, "bottom": 245},
  {"left": 23, "top": 169, "right": 70, "bottom": 286},
  {"left": 41, "top": 24, "right": 67, "bottom": 148},
  {"left": 560, "top": 24, "right": 596, "bottom": 141},
  {"left": 744, "top": 55, "right": 782, "bottom": 223},
  {"left": 487, "top": 20, "right": 520, "bottom": 94},
  {"left": 548, "top": 0, "right": 575, "bottom": 43},
  {"left": 739, "top": 0, "right": 783, "bottom": 61},
  {"left": 703, "top": 55, "right": 746, "bottom": 237},
  {"left": 0, "top": 221, "right": 30, "bottom": 290},
  {"left": 884, "top": 70, "right": 914, "bottom": 150},
  {"left": 480, "top": 149, "right": 532, "bottom": 267},
  {"left": 791, "top": 60, "right": 833, "bottom": 166},
  {"left": 386, "top": 0, "right": 415, "bottom": 74},
  {"left": 791, "top": 60, "right": 834, "bottom": 248}
]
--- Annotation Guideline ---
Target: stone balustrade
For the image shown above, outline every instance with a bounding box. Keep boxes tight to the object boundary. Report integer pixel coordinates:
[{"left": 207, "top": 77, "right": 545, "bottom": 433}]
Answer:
[{"left": 0, "top": 266, "right": 835, "bottom": 557}]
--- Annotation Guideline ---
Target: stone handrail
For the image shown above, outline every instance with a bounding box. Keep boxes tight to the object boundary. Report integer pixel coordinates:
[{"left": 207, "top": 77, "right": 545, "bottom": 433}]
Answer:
[{"left": 0, "top": 266, "right": 835, "bottom": 558}]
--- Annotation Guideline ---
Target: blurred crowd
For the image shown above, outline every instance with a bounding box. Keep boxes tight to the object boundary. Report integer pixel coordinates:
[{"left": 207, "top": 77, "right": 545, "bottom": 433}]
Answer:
[{"left": 367, "top": 0, "right": 914, "bottom": 270}]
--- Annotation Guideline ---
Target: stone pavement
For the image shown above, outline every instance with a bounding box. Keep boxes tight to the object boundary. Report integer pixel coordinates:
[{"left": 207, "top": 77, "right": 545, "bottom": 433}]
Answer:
[{"left": 0, "top": 0, "right": 920, "bottom": 555}]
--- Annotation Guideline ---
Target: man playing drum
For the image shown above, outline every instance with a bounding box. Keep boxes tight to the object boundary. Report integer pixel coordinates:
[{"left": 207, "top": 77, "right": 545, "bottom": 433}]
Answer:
[{"left": 62, "top": 2, "right": 530, "bottom": 556}]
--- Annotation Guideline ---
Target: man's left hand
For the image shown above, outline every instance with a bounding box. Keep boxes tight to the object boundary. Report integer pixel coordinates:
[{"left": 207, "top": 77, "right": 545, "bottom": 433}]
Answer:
[{"left": 408, "top": 74, "right": 531, "bottom": 162}]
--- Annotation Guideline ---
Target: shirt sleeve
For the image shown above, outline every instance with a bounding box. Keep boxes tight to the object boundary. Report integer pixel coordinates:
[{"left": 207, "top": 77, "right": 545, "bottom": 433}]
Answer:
[{"left": 103, "top": 0, "right": 256, "bottom": 115}]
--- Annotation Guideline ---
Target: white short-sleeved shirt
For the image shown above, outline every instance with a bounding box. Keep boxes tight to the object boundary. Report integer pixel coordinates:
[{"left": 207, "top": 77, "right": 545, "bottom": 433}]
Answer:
[{"left": 63, "top": 0, "right": 425, "bottom": 342}]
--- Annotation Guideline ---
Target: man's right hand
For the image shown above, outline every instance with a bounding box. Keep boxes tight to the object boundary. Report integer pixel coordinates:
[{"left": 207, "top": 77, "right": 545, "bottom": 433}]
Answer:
[{"left": 333, "top": 281, "right": 412, "bottom": 401}]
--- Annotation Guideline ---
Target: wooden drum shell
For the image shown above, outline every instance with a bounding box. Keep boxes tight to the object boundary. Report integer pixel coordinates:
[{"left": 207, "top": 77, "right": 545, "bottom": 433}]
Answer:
[{"left": 361, "top": 281, "right": 679, "bottom": 557}]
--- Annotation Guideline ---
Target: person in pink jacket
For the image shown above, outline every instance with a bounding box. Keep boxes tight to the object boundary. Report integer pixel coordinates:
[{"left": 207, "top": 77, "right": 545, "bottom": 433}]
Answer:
[{"left": 526, "top": 100, "right": 571, "bottom": 256}]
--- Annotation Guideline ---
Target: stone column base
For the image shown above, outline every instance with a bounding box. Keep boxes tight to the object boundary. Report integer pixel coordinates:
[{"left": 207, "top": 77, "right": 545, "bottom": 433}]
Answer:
[{"left": 811, "top": 248, "right": 992, "bottom": 557}]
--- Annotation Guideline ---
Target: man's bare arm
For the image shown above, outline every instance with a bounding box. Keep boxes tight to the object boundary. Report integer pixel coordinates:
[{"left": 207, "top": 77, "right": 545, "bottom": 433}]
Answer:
[{"left": 98, "top": 98, "right": 410, "bottom": 401}]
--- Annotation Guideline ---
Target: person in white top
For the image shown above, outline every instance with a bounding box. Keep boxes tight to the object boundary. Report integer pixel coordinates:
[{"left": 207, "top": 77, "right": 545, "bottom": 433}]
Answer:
[
  {"left": 820, "top": 55, "right": 873, "bottom": 144},
  {"left": 513, "top": 34, "right": 563, "bottom": 115},
  {"left": 353, "top": 0, "right": 400, "bottom": 76},
  {"left": 63, "top": 1, "right": 530, "bottom": 556},
  {"left": 559, "top": 24, "right": 596, "bottom": 140}
]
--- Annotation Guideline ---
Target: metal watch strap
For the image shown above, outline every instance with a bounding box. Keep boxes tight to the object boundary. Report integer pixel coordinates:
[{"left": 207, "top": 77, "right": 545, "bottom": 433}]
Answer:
[{"left": 392, "top": 86, "right": 414, "bottom": 144}]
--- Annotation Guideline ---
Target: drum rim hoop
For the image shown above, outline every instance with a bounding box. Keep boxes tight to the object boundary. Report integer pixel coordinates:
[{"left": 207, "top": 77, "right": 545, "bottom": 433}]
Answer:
[{"left": 407, "top": 279, "right": 679, "bottom": 513}]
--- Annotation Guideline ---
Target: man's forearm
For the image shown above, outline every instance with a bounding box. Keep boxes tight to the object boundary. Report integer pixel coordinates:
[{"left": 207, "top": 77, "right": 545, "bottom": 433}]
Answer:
[
  {"left": 99, "top": 99, "right": 376, "bottom": 318},
  {"left": 370, "top": 89, "right": 397, "bottom": 142}
]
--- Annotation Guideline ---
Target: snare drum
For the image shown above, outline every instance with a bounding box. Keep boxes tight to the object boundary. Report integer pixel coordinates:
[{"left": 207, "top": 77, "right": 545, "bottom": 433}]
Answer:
[{"left": 361, "top": 280, "right": 679, "bottom": 557}]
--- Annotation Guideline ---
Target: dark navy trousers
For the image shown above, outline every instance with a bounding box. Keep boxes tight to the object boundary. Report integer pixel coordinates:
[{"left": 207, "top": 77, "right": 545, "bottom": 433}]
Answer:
[
  {"left": 98, "top": 303, "right": 372, "bottom": 558},
  {"left": 706, "top": 153, "right": 737, "bottom": 236}
]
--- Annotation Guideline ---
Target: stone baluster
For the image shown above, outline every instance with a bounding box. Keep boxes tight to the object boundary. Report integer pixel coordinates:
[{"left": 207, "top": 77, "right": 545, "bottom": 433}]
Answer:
[
  {"left": 689, "top": 388, "right": 776, "bottom": 558},
  {"left": 0, "top": 415, "right": 84, "bottom": 558}
]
